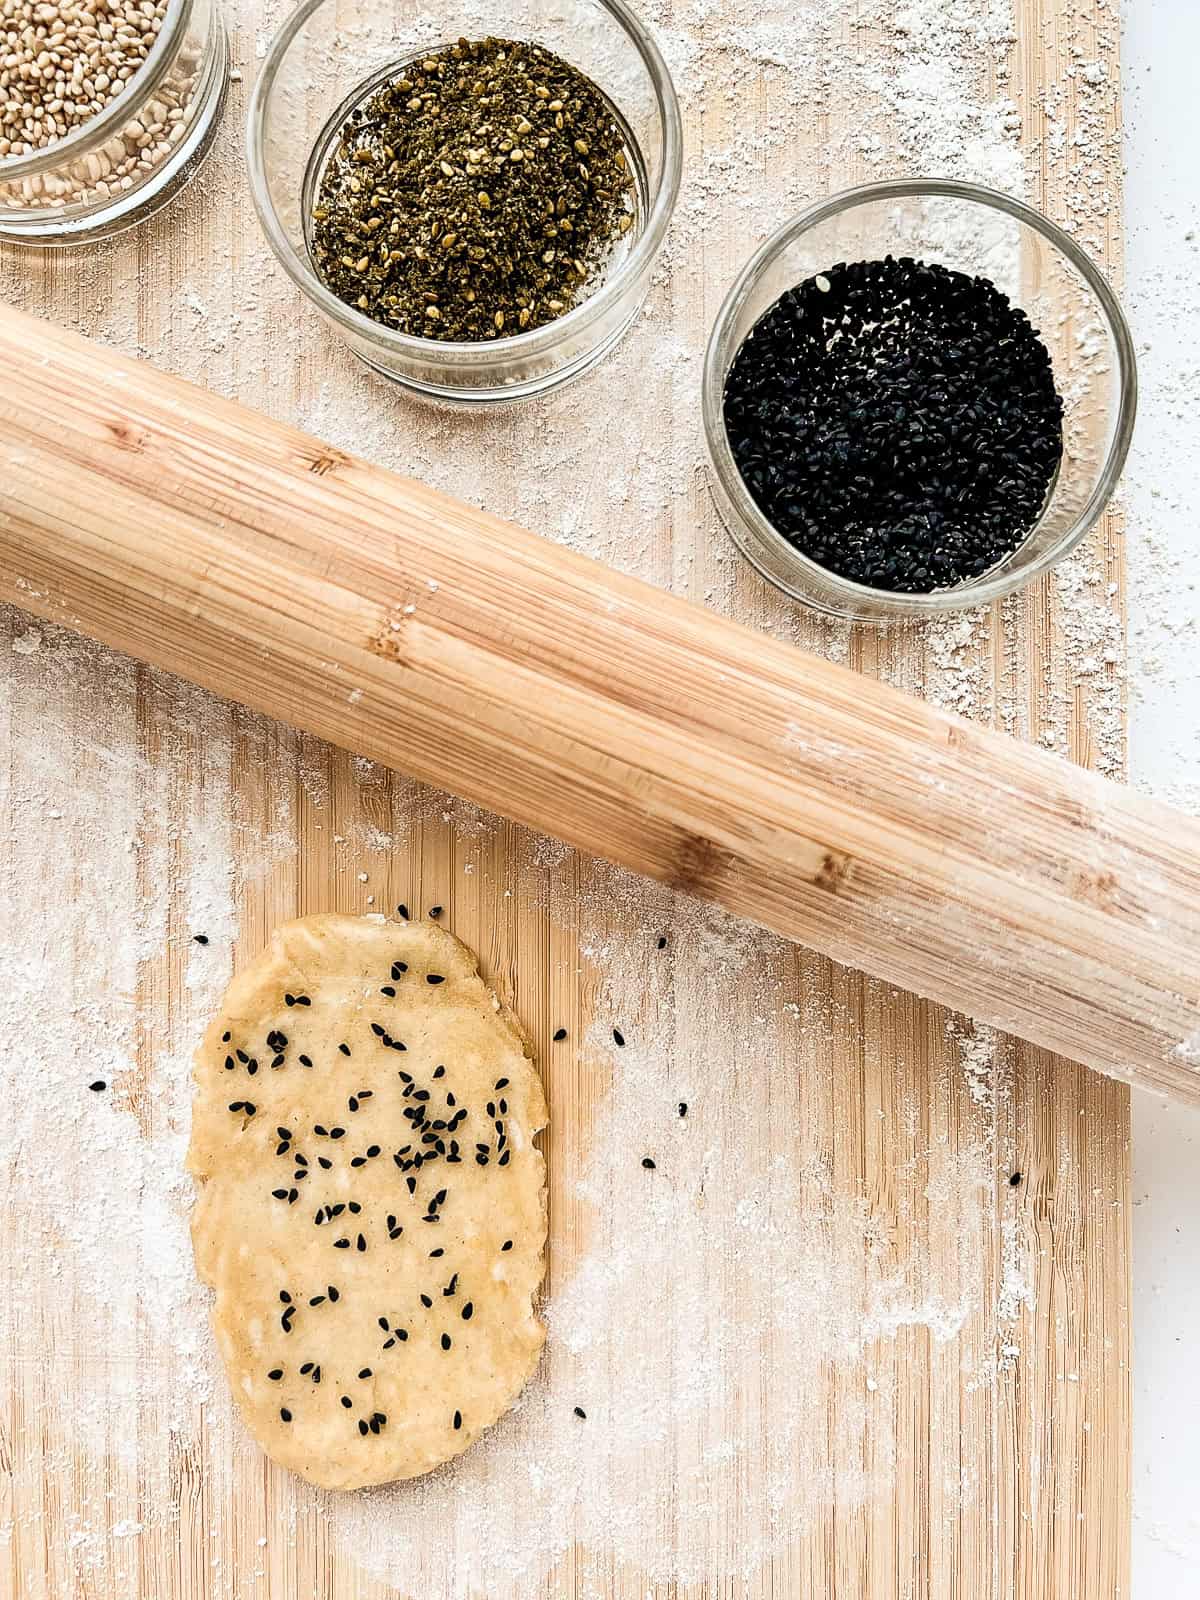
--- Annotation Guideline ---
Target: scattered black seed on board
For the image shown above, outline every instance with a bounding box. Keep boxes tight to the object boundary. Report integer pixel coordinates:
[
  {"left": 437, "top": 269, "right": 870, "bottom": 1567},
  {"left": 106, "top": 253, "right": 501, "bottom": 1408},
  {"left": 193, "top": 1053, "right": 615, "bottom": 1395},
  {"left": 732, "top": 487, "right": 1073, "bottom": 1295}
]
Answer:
[
  {"left": 192, "top": 933, "right": 209, "bottom": 945},
  {"left": 678, "top": 1102, "right": 688, "bottom": 1118},
  {"left": 553, "top": 1027, "right": 567, "bottom": 1042},
  {"left": 453, "top": 1410, "right": 462, "bottom": 1430},
  {"left": 642, "top": 1156, "right": 656, "bottom": 1169},
  {"left": 612, "top": 1028, "right": 625, "bottom": 1047},
  {"left": 280, "top": 1408, "right": 292, "bottom": 1423},
  {"left": 427, "top": 974, "right": 445, "bottom": 985},
  {"left": 428, "top": 905, "right": 443, "bottom": 919},
  {"left": 502, "top": 1239, "right": 513, "bottom": 1251},
  {"left": 89, "top": 1080, "right": 107, "bottom": 1092},
  {"left": 397, "top": 904, "right": 409, "bottom": 919},
  {"left": 574, "top": 1406, "right": 586, "bottom": 1419},
  {"left": 722, "top": 257, "right": 1064, "bottom": 593},
  {"left": 657, "top": 935, "right": 667, "bottom": 949},
  {"left": 1010, "top": 1171, "right": 1023, "bottom": 1186}
]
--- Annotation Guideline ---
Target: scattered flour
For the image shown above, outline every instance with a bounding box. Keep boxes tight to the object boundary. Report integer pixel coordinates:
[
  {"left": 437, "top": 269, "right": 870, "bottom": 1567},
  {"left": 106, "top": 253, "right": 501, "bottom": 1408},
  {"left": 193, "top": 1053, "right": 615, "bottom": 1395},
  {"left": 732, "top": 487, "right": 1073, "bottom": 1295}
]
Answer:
[{"left": 0, "top": 0, "right": 1132, "bottom": 1590}]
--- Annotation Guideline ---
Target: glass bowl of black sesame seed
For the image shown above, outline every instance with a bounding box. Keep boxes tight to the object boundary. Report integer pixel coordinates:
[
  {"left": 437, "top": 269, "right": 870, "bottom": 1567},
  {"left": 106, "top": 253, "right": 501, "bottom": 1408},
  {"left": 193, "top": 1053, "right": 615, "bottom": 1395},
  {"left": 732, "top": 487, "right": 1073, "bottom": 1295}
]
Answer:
[
  {"left": 703, "top": 179, "right": 1137, "bottom": 621},
  {"left": 0, "top": 0, "right": 229, "bottom": 244},
  {"left": 247, "top": 0, "right": 681, "bottom": 404}
]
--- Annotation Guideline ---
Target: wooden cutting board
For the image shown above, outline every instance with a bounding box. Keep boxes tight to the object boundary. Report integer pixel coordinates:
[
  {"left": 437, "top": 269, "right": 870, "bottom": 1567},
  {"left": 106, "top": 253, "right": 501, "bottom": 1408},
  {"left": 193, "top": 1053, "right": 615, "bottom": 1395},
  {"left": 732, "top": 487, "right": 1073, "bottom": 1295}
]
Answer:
[{"left": 0, "top": 0, "right": 1129, "bottom": 1595}]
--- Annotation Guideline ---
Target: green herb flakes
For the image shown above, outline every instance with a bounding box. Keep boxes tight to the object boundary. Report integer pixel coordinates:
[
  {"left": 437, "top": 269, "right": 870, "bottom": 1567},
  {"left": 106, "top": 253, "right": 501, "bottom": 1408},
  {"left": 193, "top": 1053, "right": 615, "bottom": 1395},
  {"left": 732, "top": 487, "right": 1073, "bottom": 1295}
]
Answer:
[{"left": 310, "top": 37, "right": 635, "bottom": 342}]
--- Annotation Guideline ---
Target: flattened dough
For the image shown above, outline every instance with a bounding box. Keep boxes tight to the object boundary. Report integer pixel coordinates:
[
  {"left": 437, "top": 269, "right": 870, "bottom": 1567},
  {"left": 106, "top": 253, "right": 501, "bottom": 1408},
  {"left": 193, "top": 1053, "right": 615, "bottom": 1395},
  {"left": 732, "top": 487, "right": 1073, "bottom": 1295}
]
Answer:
[{"left": 188, "top": 914, "right": 548, "bottom": 1490}]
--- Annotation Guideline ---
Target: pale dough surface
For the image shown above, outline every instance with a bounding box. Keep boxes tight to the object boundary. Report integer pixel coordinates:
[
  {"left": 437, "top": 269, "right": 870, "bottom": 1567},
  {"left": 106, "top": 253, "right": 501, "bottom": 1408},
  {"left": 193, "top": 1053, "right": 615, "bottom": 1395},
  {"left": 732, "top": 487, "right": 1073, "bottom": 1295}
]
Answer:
[{"left": 188, "top": 913, "right": 548, "bottom": 1490}]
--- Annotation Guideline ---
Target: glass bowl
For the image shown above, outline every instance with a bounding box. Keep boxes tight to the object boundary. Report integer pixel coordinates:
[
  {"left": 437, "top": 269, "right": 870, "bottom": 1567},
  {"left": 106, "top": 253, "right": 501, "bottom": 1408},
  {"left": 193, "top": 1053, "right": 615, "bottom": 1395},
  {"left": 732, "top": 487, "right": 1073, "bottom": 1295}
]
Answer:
[
  {"left": 702, "top": 179, "right": 1137, "bottom": 622},
  {"left": 247, "top": 0, "right": 681, "bottom": 404},
  {"left": 0, "top": 0, "right": 228, "bottom": 245}
]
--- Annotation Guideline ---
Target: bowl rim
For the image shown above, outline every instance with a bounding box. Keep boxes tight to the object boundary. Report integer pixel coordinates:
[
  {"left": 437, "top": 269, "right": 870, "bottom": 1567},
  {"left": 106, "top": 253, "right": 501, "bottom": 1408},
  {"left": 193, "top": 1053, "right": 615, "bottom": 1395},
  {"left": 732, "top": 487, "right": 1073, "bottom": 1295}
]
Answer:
[
  {"left": 701, "top": 176, "right": 1139, "bottom": 618},
  {"left": 0, "top": 0, "right": 196, "bottom": 184},
  {"left": 245, "top": 0, "right": 683, "bottom": 367}
]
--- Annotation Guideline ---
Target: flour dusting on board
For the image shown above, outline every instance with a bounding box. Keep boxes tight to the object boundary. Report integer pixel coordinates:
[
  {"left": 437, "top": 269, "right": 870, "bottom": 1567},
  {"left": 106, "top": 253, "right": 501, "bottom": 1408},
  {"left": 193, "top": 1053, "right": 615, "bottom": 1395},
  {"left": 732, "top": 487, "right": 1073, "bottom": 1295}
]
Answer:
[{"left": 0, "top": 0, "right": 1128, "bottom": 1590}]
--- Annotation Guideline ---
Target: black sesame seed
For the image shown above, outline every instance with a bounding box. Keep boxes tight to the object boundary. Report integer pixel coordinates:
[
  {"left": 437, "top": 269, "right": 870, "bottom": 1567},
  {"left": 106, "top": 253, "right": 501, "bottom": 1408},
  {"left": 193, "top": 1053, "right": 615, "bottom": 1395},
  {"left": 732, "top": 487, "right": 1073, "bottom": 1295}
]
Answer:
[
  {"left": 328, "top": 1286, "right": 339, "bottom": 1302},
  {"left": 299, "top": 1054, "right": 313, "bottom": 1068},
  {"left": 280, "top": 1408, "right": 292, "bottom": 1422},
  {"left": 359, "top": 1420, "right": 369, "bottom": 1436},
  {"left": 553, "top": 1028, "right": 567, "bottom": 1042},
  {"left": 268, "top": 1368, "right": 283, "bottom": 1381},
  {"left": 453, "top": 1410, "right": 462, "bottom": 1430},
  {"left": 723, "top": 257, "right": 1064, "bottom": 593},
  {"left": 1010, "top": 1171, "right": 1023, "bottom": 1186},
  {"left": 495, "top": 1078, "right": 509, "bottom": 1090},
  {"left": 657, "top": 935, "right": 667, "bottom": 949},
  {"left": 397, "top": 904, "right": 409, "bottom": 919},
  {"left": 426, "top": 974, "right": 445, "bottom": 985},
  {"left": 193, "top": 933, "right": 209, "bottom": 946},
  {"left": 380, "top": 985, "right": 396, "bottom": 997},
  {"left": 461, "top": 1302, "right": 473, "bottom": 1321},
  {"left": 339, "top": 1043, "right": 351, "bottom": 1056},
  {"left": 222, "top": 1030, "right": 231, "bottom": 1042},
  {"left": 433, "top": 1065, "right": 446, "bottom": 1079},
  {"left": 89, "top": 1080, "right": 107, "bottom": 1092},
  {"left": 498, "top": 1150, "right": 510, "bottom": 1166},
  {"left": 421, "top": 1293, "right": 433, "bottom": 1308},
  {"left": 642, "top": 1157, "right": 656, "bottom": 1169},
  {"left": 501, "top": 1239, "right": 513, "bottom": 1251},
  {"left": 574, "top": 1406, "right": 586, "bottom": 1419},
  {"left": 613, "top": 1028, "right": 625, "bottom": 1047},
  {"left": 441, "top": 1333, "right": 451, "bottom": 1351},
  {"left": 342, "top": 1395, "right": 353, "bottom": 1408},
  {"left": 429, "top": 905, "right": 443, "bottom": 918},
  {"left": 300, "top": 1361, "right": 313, "bottom": 1374},
  {"left": 678, "top": 1102, "right": 688, "bottom": 1117}
]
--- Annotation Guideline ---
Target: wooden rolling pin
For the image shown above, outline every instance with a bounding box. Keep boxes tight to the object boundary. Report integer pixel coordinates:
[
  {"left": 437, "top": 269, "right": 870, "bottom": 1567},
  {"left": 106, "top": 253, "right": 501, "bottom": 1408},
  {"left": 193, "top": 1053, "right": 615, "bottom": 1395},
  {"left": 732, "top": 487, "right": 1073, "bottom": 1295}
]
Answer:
[{"left": 1, "top": 303, "right": 1198, "bottom": 1100}]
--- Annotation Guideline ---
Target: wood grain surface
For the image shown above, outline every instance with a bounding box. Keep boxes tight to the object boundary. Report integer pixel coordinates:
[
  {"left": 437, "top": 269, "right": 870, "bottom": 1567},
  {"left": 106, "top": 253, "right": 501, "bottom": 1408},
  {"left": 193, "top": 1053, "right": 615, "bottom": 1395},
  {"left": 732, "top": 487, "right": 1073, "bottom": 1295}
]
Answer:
[{"left": 0, "top": 0, "right": 1131, "bottom": 1596}]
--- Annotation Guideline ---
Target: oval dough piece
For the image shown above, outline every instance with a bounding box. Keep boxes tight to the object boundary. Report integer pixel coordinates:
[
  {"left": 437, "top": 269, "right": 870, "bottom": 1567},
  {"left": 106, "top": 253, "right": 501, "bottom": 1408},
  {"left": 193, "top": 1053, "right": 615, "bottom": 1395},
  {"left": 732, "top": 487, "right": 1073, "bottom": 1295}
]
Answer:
[{"left": 188, "top": 913, "right": 548, "bottom": 1490}]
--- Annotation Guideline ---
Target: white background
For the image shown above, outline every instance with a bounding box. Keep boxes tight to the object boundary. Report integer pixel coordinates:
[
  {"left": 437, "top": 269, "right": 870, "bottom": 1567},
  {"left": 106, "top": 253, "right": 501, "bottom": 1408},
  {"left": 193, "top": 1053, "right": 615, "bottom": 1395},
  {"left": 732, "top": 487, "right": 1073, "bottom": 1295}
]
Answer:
[{"left": 1123, "top": 0, "right": 1200, "bottom": 1589}]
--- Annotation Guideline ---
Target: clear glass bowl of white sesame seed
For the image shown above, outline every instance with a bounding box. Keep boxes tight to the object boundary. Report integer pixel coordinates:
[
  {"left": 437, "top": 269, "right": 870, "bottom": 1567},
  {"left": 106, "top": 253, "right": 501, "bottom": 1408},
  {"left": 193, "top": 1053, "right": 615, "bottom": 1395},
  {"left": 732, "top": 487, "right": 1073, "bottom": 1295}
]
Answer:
[
  {"left": 703, "top": 180, "right": 1138, "bottom": 622},
  {"left": 246, "top": 0, "right": 681, "bottom": 404},
  {"left": 0, "top": 0, "right": 228, "bottom": 244}
]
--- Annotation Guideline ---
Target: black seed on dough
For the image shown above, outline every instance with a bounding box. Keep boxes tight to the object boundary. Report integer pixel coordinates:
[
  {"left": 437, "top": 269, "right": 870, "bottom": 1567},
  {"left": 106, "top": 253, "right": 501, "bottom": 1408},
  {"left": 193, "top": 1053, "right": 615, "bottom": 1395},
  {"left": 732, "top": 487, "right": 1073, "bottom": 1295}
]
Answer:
[
  {"left": 1010, "top": 1171, "right": 1023, "bottom": 1186},
  {"left": 89, "top": 1080, "right": 107, "bottom": 1092},
  {"left": 193, "top": 933, "right": 209, "bottom": 945},
  {"left": 453, "top": 1410, "right": 462, "bottom": 1430},
  {"left": 501, "top": 1240, "right": 513, "bottom": 1251},
  {"left": 657, "top": 935, "right": 667, "bottom": 949},
  {"left": 342, "top": 1395, "right": 352, "bottom": 1408},
  {"left": 574, "top": 1406, "right": 587, "bottom": 1419},
  {"left": 268, "top": 1369, "right": 283, "bottom": 1381},
  {"left": 461, "top": 1302, "right": 473, "bottom": 1320},
  {"left": 613, "top": 1028, "right": 625, "bottom": 1047},
  {"left": 426, "top": 974, "right": 445, "bottom": 985},
  {"left": 441, "top": 1333, "right": 451, "bottom": 1351},
  {"left": 642, "top": 1157, "right": 656, "bottom": 1170},
  {"left": 280, "top": 1408, "right": 292, "bottom": 1422},
  {"left": 678, "top": 1102, "right": 688, "bottom": 1117},
  {"left": 339, "top": 1043, "right": 351, "bottom": 1056}
]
